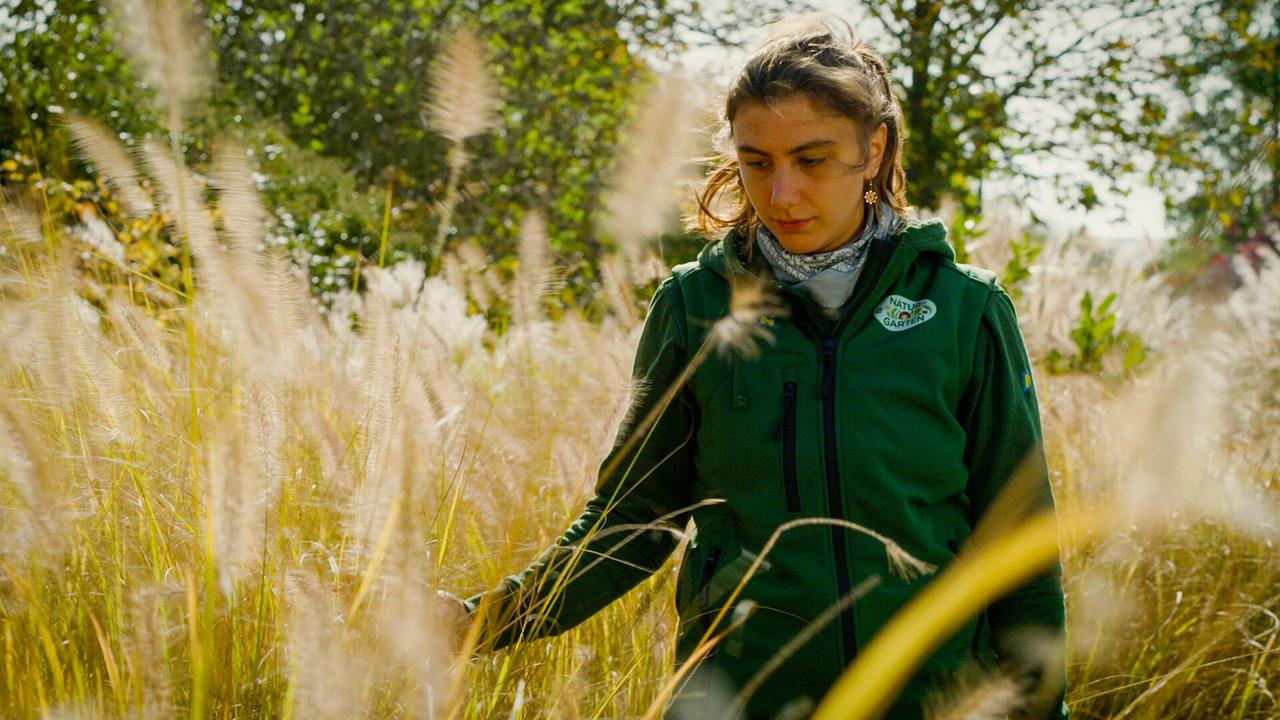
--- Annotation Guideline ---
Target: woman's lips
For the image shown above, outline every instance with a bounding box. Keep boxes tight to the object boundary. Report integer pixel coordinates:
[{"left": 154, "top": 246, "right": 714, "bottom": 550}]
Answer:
[{"left": 775, "top": 218, "right": 812, "bottom": 232}]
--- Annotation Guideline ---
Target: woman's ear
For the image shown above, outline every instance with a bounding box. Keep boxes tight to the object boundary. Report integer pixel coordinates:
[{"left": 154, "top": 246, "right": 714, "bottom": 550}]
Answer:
[{"left": 866, "top": 123, "right": 888, "bottom": 180}]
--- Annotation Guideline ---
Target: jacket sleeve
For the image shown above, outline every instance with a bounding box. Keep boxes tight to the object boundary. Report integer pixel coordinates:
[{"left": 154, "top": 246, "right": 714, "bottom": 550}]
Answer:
[
  {"left": 462, "top": 277, "right": 698, "bottom": 650},
  {"left": 960, "top": 287, "right": 1068, "bottom": 718}
]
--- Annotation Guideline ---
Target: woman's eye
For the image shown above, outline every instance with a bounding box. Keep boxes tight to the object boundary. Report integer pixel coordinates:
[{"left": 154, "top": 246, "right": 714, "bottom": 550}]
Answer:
[
  {"left": 798, "top": 157, "right": 825, "bottom": 167},
  {"left": 743, "top": 159, "right": 769, "bottom": 170}
]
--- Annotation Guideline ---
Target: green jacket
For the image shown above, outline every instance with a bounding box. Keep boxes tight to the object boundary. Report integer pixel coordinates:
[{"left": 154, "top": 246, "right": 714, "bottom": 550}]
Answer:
[{"left": 465, "top": 219, "right": 1066, "bottom": 719}]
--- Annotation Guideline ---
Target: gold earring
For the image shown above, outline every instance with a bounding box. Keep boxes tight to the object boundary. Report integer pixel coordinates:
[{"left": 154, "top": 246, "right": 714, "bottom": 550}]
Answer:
[{"left": 864, "top": 188, "right": 879, "bottom": 206}]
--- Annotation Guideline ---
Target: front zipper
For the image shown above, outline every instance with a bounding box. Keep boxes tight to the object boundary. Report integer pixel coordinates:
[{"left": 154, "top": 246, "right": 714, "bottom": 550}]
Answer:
[
  {"left": 821, "top": 335, "right": 858, "bottom": 665},
  {"left": 781, "top": 381, "right": 800, "bottom": 513}
]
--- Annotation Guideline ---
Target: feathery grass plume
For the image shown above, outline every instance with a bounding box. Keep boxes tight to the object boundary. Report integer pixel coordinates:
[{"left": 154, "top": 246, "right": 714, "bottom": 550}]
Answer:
[
  {"left": 125, "top": 586, "right": 178, "bottom": 719},
  {"left": 284, "top": 571, "right": 369, "bottom": 719},
  {"left": 424, "top": 28, "right": 501, "bottom": 144},
  {"left": 440, "top": 251, "right": 467, "bottom": 296},
  {"left": 599, "top": 75, "right": 699, "bottom": 258},
  {"left": 1113, "top": 360, "right": 1226, "bottom": 521},
  {"left": 42, "top": 278, "right": 100, "bottom": 409},
  {"left": 710, "top": 279, "right": 787, "bottom": 360},
  {"left": 84, "top": 317, "right": 135, "bottom": 444},
  {"left": 923, "top": 671, "right": 1024, "bottom": 720},
  {"left": 513, "top": 210, "right": 553, "bottom": 326},
  {"left": 65, "top": 116, "right": 154, "bottom": 216},
  {"left": 0, "top": 398, "right": 69, "bottom": 563},
  {"left": 453, "top": 241, "right": 494, "bottom": 312},
  {"left": 0, "top": 194, "right": 44, "bottom": 252},
  {"left": 204, "top": 416, "right": 265, "bottom": 597},
  {"left": 105, "top": 290, "right": 174, "bottom": 381},
  {"left": 142, "top": 139, "right": 219, "bottom": 261},
  {"left": 210, "top": 145, "right": 299, "bottom": 382},
  {"left": 109, "top": 0, "right": 210, "bottom": 131},
  {"left": 629, "top": 250, "right": 672, "bottom": 287},
  {"left": 373, "top": 576, "right": 453, "bottom": 717},
  {"left": 423, "top": 28, "right": 501, "bottom": 269},
  {"left": 344, "top": 281, "right": 409, "bottom": 565},
  {"left": 246, "top": 384, "right": 287, "bottom": 501},
  {"left": 600, "top": 255, "right": 639, "bottom": 328}
]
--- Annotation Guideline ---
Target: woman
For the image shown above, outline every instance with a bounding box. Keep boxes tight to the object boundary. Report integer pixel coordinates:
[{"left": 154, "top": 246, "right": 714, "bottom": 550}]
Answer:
[{"left": 443, "top": 17, "right": 1066, "bottom": 720}]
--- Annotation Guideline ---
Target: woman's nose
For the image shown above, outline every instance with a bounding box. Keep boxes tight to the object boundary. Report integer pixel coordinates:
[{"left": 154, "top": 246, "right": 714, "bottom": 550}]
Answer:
[{"left": 771, "top": 166, "right": 801, "bottom": 208}]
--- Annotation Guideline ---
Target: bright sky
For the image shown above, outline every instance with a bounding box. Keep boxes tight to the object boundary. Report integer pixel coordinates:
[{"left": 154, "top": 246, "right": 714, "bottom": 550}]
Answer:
[{"left": 670, "top": 3, "right": 1176, "bottom": 247}]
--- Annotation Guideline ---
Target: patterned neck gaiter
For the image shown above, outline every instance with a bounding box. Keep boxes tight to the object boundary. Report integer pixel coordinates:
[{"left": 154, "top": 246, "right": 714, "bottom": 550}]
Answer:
[{"left": 756, "top": 201, "right": 905, "bottom": 317}]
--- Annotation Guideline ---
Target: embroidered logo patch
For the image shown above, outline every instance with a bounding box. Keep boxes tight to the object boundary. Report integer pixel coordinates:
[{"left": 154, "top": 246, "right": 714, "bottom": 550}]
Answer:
[{"left": 873, "top": 295, "right": 937, "bottom": 332}]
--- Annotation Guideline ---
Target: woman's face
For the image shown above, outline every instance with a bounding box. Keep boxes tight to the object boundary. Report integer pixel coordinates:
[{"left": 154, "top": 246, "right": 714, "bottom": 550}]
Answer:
[{"left": 733, "top": 94, "right": 886, "bottom": 255}]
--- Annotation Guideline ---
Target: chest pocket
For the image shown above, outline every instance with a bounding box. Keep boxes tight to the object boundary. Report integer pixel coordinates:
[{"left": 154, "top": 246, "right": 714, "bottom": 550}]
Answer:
[{"left": 693, "top": 352, "right": 811, "bottom": 515}]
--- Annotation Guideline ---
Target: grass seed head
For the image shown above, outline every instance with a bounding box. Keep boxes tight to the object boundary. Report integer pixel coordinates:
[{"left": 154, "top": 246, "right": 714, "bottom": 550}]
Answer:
[
  {"left": 513, "top": 209, "right": 554, "bottom": 326},
  {"left": 425, "top": 28, "right": 501, "bottom": 144},
  {"left": 66, "top": 116, "right": 154, "bottom": 216},
  {"left": 924, "top": 671, "right": 1025, "bottom": 720},
  {"left": 710, "top": 280, "right": 786, "bottom": 360},
  {"left": 599, "top": 75, "right": 699, "bottom": 255},
  {"left": 110, "top": 0, "right": 210, "bottom": 128}
]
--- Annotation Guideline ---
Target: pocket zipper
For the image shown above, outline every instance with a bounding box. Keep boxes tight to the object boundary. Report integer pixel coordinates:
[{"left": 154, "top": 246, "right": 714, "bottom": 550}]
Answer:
[{"left": 782, "top": 381, "right": 801, "bottom": 512}]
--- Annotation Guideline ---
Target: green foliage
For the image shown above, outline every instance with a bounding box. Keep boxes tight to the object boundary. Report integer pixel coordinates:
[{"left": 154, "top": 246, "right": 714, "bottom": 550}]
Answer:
[
  {"left": 1046, "top": 290, "right": 1146, "bottom": 376},
  {"left": 2, "top": 0, "right": 731, "bottom": 307},
  {"left": 0, "top": 0, "right": 158, "bottom": 174},
  {"left": 1002, "top": 228, "right": 1044, "bottom": 301},
  {"left": 851, "top": 0, "right": 1161, "bottom": 215},
  {"left": 947, "top": 209, "right": 980, "bottom": 264},
  {"left": 228, "top": 119, "right": 418, "bottom": 301},
  {"left": 1154, "top": 0, "right": 1278, "bottom": 250},
  {"left": 1, "top": 151, "right": 185, "bottom": 301},
  {"left": 206, "top": 0, "right": 664, "bottom": 268},
  {"left": 1076, "top": 0, "right": 1278, "bottom": 252}
]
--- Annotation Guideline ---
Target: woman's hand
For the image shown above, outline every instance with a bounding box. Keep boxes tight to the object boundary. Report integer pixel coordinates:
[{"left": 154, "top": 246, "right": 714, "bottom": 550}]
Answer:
[{"left": 434, "top": 589, "right": 472, "bottom": 653}]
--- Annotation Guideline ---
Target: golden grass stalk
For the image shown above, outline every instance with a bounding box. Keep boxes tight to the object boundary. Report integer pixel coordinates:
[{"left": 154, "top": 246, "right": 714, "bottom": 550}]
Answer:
[
  {"left": 810, "top": 510, "right": 1082, "bottom": 720},
  {"left": 723, "top": 576, "right": 883, "bottom": 720}
]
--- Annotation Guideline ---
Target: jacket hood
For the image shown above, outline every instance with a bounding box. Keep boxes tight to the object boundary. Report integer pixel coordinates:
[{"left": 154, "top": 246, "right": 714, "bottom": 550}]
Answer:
[{"left": 696, "top": 217, "right": 953, "bottom": 280}]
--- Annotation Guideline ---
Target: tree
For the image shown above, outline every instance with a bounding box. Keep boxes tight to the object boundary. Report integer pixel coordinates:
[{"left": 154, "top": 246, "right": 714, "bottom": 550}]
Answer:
[
  {"left": 1087, "top": 0, "right": 1277, "bottom": 252},
  {"left": 844, "top": 0, "right": 1169, "bottom": 216}
]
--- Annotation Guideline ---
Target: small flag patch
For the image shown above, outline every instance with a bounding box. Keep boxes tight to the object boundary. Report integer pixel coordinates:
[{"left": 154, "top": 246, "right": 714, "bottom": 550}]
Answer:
[{"left": 1022, "top": 368, "right": 1034, "bottom": 394}]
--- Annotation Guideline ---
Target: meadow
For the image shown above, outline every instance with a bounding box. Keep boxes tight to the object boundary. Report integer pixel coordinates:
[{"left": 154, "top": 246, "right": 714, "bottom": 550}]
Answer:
[{"left": 1, "top": 5, "right": 1279, "bottom": 719}]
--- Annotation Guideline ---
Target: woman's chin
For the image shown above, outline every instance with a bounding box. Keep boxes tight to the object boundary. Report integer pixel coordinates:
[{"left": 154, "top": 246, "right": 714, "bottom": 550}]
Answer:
[{"left": 774, "top": 234, "right": 832, "bottom": 255}]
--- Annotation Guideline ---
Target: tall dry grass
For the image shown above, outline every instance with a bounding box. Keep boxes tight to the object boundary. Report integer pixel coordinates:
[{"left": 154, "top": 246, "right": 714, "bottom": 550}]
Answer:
[{"left": 1, "top": 2, "right": 1279, "bottom": 718}]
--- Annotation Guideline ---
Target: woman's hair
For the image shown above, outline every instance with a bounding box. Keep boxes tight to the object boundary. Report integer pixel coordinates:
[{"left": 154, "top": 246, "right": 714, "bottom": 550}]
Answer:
[{"left": 692, "top": 16, "right": 910, "bottom": 237}]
